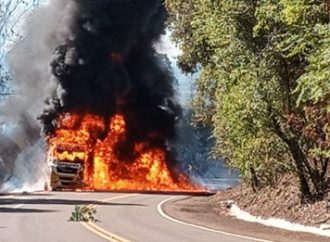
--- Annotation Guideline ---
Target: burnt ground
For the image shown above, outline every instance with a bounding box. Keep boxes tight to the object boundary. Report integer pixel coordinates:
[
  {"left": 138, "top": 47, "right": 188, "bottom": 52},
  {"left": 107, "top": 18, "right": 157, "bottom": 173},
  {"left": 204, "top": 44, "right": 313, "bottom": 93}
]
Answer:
[{"left": 163, "top": 175, "right": 330, "bottom": 242}]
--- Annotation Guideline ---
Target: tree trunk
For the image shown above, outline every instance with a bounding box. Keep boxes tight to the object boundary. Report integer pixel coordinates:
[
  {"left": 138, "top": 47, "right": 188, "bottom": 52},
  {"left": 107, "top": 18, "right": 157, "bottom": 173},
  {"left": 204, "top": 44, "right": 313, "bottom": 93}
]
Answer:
[
  {"left": 285, "top": 139, "right": 313, "bottom": 199},
  {"left": 271, "top": 115, "right": 312, "bottom": 198},
  {"left": 250, "top": 166, "right": 259, "bottom": 192}
]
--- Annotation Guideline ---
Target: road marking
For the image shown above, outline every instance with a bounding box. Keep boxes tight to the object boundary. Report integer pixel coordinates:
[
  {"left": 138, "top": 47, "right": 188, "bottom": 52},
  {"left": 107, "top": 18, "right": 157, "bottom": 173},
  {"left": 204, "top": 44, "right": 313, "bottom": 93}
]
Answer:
[
  {"left": 0, "top": 195, "right": 14, "bottom": 199},
  {"left": 81, "top": 194, "right": 135, "bottom": 242},
  {"left": 12, "top": 204, "right": 24, "bottom": 209},
  {"left": 157, "top": 196, "right": 275, "bottom": 242},
  {"left": 81, "top": 221, "right": 130, "bottom": 242},
  {"left": 99, "top": 194, "right": 136, "bottom": 203},
  {"left": 0, "top": 204, "right": 24, "bottom": 209}
]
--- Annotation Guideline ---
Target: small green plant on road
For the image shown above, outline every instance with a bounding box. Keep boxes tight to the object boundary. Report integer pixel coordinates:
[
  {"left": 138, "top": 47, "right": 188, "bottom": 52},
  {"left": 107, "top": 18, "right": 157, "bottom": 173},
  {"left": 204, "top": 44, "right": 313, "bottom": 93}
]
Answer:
[{"left": 69, "top": 205, "right": 97, "bottom": 222}]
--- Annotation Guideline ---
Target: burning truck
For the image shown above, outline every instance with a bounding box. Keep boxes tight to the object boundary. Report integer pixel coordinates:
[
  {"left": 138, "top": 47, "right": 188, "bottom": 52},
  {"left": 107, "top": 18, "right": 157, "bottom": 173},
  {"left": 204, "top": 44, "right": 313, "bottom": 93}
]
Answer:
[
  {"left": 46, "top": 113, "right": 198, "bottom": 191},
  {"left": 38, "top": 0, "right": 201, "bottom": 192}
]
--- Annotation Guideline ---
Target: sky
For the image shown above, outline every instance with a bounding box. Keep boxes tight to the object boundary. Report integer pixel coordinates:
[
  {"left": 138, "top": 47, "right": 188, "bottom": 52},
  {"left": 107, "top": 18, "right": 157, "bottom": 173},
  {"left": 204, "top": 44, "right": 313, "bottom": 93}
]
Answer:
[{"left": 156, "top": 31, "right": 197, "bottom": 106}]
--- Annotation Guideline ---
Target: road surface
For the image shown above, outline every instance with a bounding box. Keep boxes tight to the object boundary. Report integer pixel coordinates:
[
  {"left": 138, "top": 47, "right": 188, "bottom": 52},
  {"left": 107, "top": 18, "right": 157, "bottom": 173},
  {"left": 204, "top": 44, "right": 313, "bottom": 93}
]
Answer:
[{"left": 0, "top": 192, "right": 263, "bottom": 242}]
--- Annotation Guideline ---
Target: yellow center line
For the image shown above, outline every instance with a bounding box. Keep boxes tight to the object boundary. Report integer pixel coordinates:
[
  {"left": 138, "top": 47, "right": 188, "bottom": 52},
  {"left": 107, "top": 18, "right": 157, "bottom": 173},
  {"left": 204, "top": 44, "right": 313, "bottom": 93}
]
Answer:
[{"left": 81, "top": 194, "right": 136, "bottom": 242}]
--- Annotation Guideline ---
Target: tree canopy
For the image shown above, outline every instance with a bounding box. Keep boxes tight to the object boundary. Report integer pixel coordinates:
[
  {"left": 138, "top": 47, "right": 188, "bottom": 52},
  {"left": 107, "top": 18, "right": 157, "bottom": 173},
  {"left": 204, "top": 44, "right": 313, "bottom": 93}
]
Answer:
[{"left": 166, "top": 0, "right": 330, "bottom": 199}]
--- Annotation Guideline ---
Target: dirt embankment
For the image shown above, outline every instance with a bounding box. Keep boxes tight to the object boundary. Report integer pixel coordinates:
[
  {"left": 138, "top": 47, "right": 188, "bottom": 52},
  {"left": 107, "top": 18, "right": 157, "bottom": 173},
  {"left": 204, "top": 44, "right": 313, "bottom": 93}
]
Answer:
[
  {"left": 235, "top": 175, "right": 330, "bottom": 227},
  {"left": 163, "top": 175, "right": 330, "bottom": 242}
]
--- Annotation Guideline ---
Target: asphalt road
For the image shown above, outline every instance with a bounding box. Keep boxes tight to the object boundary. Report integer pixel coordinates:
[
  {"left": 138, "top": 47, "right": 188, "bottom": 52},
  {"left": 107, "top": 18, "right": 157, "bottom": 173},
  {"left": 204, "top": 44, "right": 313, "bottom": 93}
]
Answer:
[{"left": 0, "top": 192, "right": 261, "bottom": 242}]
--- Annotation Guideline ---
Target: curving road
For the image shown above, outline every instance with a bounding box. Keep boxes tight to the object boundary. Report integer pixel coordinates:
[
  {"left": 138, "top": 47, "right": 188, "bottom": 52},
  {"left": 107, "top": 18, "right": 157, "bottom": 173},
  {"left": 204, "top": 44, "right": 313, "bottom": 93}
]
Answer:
[{"left": 0, "top": 192, "right": 263, "bottom": 242}]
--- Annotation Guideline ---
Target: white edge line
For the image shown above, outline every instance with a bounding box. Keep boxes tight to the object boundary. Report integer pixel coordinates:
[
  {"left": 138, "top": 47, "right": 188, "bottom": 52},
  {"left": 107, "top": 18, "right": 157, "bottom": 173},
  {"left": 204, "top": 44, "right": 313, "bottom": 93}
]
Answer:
[
  {"left": 12, "top": 204, "right": 24, "bottom": 209},
  {"left": 0, "top": 204, "right": 24, "bottom": 209},
  {"left": 157, "top": 196, "right": 275, "bottom": 242}
]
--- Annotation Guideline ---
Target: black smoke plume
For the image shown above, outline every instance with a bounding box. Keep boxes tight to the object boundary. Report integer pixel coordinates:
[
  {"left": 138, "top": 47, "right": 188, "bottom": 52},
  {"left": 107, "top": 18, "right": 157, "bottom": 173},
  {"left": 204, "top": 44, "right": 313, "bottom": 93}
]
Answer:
[
  {"left": 0, "top": 0, "right": 181, "bottom": 190},
  {"left": 39, "top": 0, "right": 180, "bottom": 162}
]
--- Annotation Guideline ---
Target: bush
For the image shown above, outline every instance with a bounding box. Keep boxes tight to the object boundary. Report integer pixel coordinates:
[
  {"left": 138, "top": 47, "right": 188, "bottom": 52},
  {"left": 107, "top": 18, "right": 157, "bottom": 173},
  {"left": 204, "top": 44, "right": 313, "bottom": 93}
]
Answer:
[{"left": 69, "top": 205, "right": 97, "bottom": 222}]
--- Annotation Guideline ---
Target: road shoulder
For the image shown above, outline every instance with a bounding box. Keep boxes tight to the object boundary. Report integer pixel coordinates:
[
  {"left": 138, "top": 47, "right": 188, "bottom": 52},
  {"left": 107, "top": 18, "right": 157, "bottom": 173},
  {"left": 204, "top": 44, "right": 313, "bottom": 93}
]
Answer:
[{"left": 162, "top": 195, "right": 330, "bottom": 242}]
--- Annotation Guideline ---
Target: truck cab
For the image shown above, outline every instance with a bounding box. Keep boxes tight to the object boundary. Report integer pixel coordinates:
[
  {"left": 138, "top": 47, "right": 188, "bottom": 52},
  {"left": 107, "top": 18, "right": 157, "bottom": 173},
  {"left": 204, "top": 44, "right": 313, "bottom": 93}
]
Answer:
[{"left": 48, "top": 142, "right": 86, "bottom": 190}]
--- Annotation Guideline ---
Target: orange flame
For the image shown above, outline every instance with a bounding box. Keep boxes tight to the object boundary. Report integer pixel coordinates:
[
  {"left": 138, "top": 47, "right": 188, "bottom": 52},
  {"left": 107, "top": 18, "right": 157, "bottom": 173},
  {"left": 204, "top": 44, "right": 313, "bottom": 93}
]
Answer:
[{"left": 47, "top": 113, "right": 200, "bottom": 191}]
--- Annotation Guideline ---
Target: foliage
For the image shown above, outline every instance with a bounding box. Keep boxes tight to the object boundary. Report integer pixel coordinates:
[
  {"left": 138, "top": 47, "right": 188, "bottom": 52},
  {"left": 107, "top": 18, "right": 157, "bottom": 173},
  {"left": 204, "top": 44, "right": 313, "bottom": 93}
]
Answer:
[
  {"left": 166, "top": 0, "right": 330, "bottom": 199},
  {"left": 69, "top": 205, "right": 97, "bottom": 222},
  {"left": 295, "top": 24, "right": 330, "bottom": 108}
]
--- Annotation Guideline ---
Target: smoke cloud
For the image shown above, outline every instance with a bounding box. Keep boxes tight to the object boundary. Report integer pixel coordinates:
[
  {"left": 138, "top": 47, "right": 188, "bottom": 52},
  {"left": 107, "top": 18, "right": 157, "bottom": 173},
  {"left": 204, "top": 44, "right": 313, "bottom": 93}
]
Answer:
[
  {"left": 1, "top": 0, "right": 181, "bottom": 190},
  {"left": 39, "top": 0, "right": 180, "bottom": 165},
  {"left": 0, "top": 1, "right": 70, "bottom": 190}
]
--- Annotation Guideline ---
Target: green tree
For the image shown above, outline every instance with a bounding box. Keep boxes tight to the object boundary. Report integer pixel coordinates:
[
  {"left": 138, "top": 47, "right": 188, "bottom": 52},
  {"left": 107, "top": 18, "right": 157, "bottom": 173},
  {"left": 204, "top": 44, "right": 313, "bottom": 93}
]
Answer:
[{"left": 166, "top": 0, "right": 329, "bottom": 199}]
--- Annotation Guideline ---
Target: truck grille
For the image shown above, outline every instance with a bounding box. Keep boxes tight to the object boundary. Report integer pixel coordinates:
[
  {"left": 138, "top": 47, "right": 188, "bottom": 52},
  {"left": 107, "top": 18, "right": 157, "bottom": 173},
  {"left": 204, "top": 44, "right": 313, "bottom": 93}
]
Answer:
[
  {"left": 60, "top": 176, "right": 74, "bottom": 181},
  {"left": 57, "top": 167, "right": 78, "bottom": 174}
]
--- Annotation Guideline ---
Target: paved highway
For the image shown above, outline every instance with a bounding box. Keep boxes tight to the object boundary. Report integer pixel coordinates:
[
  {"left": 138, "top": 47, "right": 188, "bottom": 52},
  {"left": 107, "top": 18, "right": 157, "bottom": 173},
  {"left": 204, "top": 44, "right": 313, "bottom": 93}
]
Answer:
[{"left": 0, "top": 192, "right": 264, "bottom": 242}]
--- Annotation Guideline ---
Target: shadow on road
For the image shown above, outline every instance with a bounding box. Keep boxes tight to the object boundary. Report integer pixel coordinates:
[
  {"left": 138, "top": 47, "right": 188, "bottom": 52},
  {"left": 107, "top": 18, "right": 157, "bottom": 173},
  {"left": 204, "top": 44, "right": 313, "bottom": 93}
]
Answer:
[
  {"left": 0, "top": 198, "right": 146, "bottom": 207},
  {"left": 0, "top": 207, "right": 58, "bottom": 213},
  {"left": 0, "top": 193, "right": 53, "bottom": 197}
]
